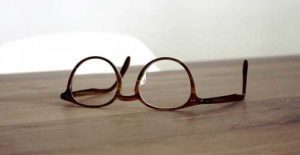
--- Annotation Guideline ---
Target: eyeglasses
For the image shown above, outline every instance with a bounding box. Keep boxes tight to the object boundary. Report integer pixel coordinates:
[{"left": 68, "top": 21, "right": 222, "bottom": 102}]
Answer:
[{"left": 61, "top": 56, "right": 248, "bottom": 110}]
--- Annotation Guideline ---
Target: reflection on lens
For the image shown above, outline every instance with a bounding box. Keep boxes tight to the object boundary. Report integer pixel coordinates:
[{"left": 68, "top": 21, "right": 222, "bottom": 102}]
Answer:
[
  {"left": 139, "top": 60, "right": 191, "bottom": 109},
  {"left": 72, "top": 59, "right": 117, "bottom": 106}
]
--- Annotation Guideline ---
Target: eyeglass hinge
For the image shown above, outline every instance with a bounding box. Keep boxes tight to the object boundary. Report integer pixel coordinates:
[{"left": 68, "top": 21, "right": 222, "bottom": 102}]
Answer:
[{"left": 197, "top": 98, "right": 210, "bottom": 104}]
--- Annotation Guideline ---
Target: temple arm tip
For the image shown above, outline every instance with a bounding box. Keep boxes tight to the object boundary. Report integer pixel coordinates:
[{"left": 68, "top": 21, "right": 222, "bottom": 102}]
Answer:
[
  {"left": 242, "top": 59, "right": 248, "bottom": 95},
  {"left": 120, "top": 56, "right": 131, "bottom": 76}
]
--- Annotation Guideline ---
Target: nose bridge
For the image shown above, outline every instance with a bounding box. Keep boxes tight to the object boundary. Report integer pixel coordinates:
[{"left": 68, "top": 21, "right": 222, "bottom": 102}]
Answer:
[{"left": 117, "top": 93, "right": 139, "bottom": 101}]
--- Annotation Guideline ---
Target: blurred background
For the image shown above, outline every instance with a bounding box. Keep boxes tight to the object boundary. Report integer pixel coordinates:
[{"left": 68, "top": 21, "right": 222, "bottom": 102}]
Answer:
[{"left": 0, "top": 0, "right": 300, "bottom": 73}]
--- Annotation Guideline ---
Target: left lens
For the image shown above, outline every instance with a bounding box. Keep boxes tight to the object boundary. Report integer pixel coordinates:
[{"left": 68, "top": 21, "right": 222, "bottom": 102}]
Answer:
[{"left": 72, "top": 58, "right": 117, "bottom": 106}]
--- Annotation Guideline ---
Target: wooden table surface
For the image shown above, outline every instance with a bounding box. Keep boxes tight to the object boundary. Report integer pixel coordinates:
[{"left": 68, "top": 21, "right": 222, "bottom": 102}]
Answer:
[{"left": 1, "top": 56, "right": 300, "bottom": 155}]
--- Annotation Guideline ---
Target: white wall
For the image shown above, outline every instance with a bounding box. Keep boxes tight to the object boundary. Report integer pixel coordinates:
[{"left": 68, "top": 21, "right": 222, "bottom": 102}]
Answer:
[{"left": 1, "top": 0, "right": 300, "bottom": 63}]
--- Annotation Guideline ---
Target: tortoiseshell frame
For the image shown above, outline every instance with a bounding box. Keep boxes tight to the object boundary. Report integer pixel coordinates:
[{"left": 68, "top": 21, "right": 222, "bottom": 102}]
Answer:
[{"left": 61, "top": 56, "right": 248, "bottom": 111}]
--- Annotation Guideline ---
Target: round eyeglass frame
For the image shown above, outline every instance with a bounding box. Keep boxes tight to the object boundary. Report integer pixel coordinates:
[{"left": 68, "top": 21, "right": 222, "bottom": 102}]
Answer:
[{"left": 61, "top": 56, "right": 248, "bottom": 111}]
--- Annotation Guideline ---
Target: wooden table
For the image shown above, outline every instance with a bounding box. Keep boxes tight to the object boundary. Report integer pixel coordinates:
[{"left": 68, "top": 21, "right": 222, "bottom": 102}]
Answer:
[{"left": 1, "top": 56, "right": 300, "bottom": 155}]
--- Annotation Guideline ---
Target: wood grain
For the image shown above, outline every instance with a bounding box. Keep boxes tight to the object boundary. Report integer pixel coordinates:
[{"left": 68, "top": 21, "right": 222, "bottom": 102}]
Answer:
[{"left": 0, "top": 56, "right": 300, "bottom": 155}]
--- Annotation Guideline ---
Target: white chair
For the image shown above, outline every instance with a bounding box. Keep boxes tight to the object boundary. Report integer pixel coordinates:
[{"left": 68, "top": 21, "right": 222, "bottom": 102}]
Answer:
[{"left": 0, "top": 32, "right": 157, "bottom": 74}]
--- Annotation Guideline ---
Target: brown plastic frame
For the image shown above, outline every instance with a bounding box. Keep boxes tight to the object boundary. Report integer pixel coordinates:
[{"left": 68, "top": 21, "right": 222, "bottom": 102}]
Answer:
[{"left": 61, "top": 56, "right": 248, "bottom": 111}]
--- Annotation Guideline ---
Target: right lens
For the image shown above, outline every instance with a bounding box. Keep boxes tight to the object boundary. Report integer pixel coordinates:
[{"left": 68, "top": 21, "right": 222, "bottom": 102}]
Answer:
[
  {"left": 71, "top": 58, "right": 117, "bottom": 106},
  {"left": 139, "top": 59, "right": 191, "bottom": 109}
]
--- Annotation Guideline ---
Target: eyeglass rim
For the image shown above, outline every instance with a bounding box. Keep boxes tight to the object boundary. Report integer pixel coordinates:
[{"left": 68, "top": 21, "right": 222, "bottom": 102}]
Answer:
[
  {"left": 135, "top": 57, "right": 197, "bottom": 110},
  {"left": 64, "top": 56, "right": 122, "bottom": 108}
]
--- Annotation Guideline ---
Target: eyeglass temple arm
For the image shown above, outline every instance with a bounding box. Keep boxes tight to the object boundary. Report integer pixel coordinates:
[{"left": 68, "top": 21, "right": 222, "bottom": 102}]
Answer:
[
  {"left": 199, "top": 60, "right": 248, "bottom": 104},
  {"left": 70, "top": 56, "right": 131, "bottom": 97}
]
